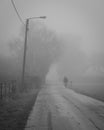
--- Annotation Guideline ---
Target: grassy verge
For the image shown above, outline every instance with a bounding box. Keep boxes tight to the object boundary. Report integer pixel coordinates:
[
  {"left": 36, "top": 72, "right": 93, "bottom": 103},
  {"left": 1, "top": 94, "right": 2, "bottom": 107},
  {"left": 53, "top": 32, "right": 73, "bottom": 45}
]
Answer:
[{"left": 0, "top": 88, "right": 40, "bottom": 130}]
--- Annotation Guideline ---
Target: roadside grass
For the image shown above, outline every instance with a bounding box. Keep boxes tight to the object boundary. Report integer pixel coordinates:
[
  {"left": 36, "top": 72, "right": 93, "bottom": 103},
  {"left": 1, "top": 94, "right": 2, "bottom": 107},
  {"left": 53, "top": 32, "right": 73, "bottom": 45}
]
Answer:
[{"left": 0, "top": 88, "right": 40, "bottom": 130}]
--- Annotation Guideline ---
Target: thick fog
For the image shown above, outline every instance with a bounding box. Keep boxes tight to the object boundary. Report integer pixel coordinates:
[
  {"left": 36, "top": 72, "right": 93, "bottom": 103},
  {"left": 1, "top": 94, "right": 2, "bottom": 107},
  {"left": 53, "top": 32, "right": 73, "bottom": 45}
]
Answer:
[
  {"left": 0, "top": 0, "right": 104, "bottom": 100},
  {"left": 0, "top": 22, "right": 62, "bottom": 81},
  {"left": 46, "top": 33, "right": 104, "bottom": 100},
  {"left": 0, "top": 20, "right": 104, "bottom": 100}
]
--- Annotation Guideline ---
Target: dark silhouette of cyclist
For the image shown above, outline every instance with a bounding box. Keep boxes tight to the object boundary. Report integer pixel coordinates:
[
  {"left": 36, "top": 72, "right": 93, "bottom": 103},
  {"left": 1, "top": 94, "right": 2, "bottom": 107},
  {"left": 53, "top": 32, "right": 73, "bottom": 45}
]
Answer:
[{"left": 63, "top": 76, "right": 68, "bottom": 87}]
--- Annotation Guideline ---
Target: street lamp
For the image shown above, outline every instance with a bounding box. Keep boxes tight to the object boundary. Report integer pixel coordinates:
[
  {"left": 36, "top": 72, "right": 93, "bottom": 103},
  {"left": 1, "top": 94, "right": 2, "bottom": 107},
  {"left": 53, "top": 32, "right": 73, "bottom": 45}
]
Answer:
[{"left": 21, "top": 16, "right": 46, "bottom": 91}]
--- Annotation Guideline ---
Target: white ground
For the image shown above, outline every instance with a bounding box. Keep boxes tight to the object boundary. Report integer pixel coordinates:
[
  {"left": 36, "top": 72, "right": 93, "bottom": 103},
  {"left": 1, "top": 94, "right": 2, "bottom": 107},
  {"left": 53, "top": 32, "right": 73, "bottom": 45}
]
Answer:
[{"left": 25, "top": 83, "right": 104, "bottom": 130}]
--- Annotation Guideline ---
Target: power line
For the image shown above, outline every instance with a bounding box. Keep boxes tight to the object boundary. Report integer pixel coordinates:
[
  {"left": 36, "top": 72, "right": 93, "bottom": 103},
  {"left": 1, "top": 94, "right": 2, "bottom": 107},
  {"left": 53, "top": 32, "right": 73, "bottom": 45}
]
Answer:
[{"left": 11, "top": 0, "right": 25, "bottom": 25}]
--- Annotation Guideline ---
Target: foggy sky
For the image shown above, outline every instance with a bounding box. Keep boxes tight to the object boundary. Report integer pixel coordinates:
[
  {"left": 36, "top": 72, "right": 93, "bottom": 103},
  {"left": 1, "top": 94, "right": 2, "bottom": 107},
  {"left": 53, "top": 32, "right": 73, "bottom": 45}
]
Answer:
[{"left": 0, "top": 0, "right": 104, "bottom": 77}]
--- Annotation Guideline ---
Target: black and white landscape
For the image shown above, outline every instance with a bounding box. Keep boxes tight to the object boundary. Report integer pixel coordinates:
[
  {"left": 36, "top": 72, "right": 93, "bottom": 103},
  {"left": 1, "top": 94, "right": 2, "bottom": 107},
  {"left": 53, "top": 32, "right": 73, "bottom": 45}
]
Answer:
[{"left": 0, "top": 0, "right": 104, "bottom": 129}]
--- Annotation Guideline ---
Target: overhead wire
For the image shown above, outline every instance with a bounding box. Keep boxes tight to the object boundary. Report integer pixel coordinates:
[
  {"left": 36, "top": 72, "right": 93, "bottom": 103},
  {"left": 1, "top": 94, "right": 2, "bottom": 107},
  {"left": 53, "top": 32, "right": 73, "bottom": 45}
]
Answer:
[{"left": 11, "top": 0, "right": 25, "bottom": 25}]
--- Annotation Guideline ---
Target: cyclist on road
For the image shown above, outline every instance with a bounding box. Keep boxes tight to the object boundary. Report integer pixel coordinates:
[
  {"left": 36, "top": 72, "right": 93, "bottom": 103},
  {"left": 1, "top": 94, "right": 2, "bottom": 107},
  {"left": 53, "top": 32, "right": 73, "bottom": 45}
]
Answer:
[{"left": 63, "top": 76, "right": 68, "bottom": 87}]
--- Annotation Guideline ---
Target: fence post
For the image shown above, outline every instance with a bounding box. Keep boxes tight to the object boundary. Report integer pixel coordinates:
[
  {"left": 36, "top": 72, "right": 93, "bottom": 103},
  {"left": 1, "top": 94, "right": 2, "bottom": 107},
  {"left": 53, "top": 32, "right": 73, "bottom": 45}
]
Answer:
[
  {"left": 9, "top": 82, "right": 11, "bottom": 97},
  {"left": 0, "top": 83, "right": 2, "bottom": 99},
  {"left": 11, "top": 80, "right": 16, "bottom": 94},
  {"left": 4, "top": 82, "right": 6, "bottom": 98}
]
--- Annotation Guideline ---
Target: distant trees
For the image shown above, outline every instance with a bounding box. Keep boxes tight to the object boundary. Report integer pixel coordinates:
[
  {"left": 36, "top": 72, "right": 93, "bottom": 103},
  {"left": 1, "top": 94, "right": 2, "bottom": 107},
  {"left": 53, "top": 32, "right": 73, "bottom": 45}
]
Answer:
[
  {"left": 26, "top": 22, "right": 61, "bottom": 78},
  {"left": 8, "top": 21, "right": 62, "bottom": 83}
]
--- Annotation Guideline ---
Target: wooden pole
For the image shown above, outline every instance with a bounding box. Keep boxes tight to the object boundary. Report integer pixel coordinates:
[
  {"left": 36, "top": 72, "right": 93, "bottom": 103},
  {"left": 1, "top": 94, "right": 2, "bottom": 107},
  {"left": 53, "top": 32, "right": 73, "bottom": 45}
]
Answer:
[
  {"left": 21, "top": 19, "right": 29, "bottom": 91},
  {"left": 0, "top": 83, "right": 2, "bottom": 99}
]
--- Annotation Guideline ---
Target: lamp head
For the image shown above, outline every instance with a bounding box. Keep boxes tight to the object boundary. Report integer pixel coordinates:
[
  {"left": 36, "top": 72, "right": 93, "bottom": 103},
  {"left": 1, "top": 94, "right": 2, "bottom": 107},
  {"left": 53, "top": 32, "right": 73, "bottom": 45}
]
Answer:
[{"left": 39, "top": 16, "right": 47, "bottom": 19}]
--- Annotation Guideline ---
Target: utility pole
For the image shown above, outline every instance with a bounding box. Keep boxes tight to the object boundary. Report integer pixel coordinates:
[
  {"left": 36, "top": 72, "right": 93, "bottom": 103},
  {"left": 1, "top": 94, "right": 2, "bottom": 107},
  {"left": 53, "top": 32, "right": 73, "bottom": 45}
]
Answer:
[
  {"left": 21, "top": 16, "right": 46, "bottom": 91},
  {"left": 21, "top": 19, "right": 29, "bottom": 91},
  {"left": 11, "top": 0, "right": 46, "bottom": 91}
]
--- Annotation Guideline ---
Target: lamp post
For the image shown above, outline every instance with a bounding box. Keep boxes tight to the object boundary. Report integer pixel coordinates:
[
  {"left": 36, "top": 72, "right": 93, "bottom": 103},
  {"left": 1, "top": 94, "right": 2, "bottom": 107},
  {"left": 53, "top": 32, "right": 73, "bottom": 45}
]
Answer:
[{"left": 21, "top": 16, "right": 46, "bottom": 91}]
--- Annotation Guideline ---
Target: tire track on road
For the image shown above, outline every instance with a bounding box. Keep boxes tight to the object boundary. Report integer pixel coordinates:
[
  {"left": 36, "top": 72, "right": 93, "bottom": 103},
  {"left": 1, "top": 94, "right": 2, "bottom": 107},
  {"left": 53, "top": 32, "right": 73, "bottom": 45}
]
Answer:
[{"left": 62, "top": 95, "right": 102, "bottom": 130}]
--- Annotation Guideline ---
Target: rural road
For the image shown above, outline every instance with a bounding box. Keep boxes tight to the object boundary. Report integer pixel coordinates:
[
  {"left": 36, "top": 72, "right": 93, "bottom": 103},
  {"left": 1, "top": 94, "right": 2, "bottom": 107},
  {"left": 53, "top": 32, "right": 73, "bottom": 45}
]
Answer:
[{"left": 25, "top": 83, "right": 104, "bottom": 130}]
